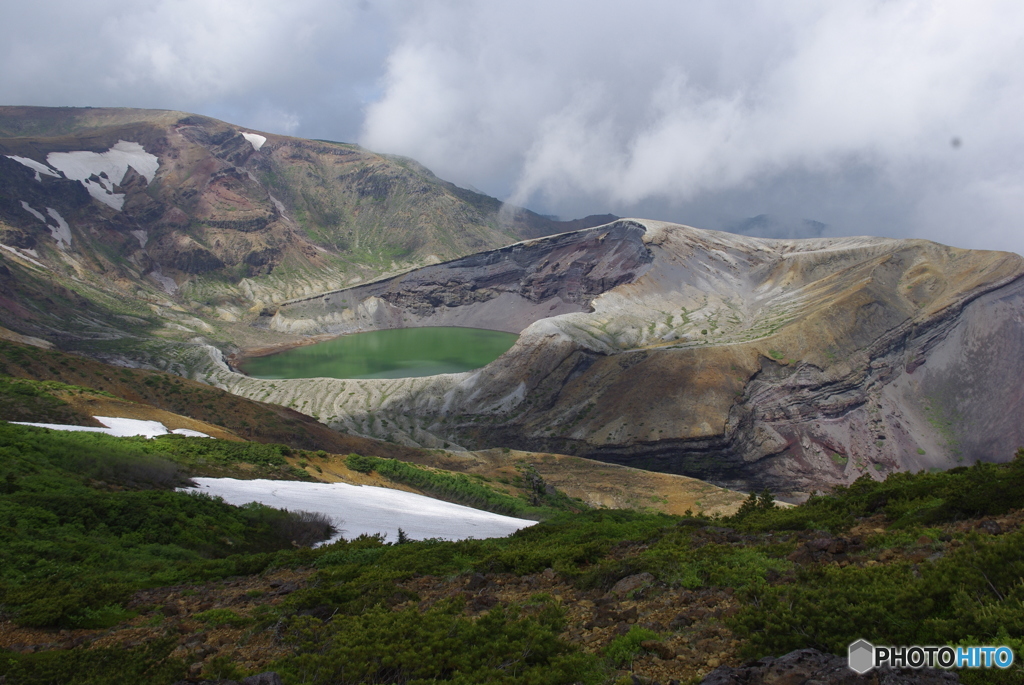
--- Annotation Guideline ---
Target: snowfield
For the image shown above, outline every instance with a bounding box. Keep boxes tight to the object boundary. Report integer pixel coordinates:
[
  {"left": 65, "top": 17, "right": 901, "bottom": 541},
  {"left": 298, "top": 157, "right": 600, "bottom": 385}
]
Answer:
[
  {"left": 46, "top": 140, "right": 159, "bottom": 211},
  {"left": 241, "top": 132, "right": 266, "bottom": 151},
  {"left": 18, "top": 201, "right": 72, "bottom": 248},
  {"left": 0, "top": 243, "right": 47, "bottom": 270},
  {"left": 19, "top": 200, "right": 46, "bottom": 223},
  {"left": 12, "top": 416, "right": 210, "bottom": 439},
  {"left": 45, "top": 208, "right": 71, "bottom": 248},
  {"left": 6, "top": 155, "right": 60, "bottom": 181},
  {"left": 185, "top": 477, "right": 538, "bottom": 544}
]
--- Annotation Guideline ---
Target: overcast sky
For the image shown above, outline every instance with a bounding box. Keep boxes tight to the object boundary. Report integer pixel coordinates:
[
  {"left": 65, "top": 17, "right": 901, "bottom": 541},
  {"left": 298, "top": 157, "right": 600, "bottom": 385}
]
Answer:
[{"left": 3, "top": 0, "right": 1023, "bottom": 253}]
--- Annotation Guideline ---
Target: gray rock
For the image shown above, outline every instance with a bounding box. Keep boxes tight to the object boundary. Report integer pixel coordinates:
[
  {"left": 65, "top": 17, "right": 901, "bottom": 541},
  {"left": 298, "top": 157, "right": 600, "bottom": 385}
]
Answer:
[{"left": 610, "top": 572, "right": 655, "bottom": 598}]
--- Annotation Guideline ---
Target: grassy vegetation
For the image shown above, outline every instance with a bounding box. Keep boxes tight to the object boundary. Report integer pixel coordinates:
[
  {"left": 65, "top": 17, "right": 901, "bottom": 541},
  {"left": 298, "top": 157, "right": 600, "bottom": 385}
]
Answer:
[
  {"left": 278, "top": 599, "right": 598, "bottom": 684},
  {"left": 136, "top": 433, "right": 312, "bottom": 480},
  {"left": 223, "top": 454, "right": 1024, "bottom": 681},
  {"left": 2, "top": 418, "right": 1024, "bottom": 683},
  {"left": 344, "top": 453, "right": 584, "bottom": 518},
  {"left": 0, "top": 423, "right": 330, "bottom": 630},
  {"left": 0, "top": 339, "right": 401, "bottom": 454},
  {"left": 255, "top": 452, "right": 1024, "bottom": 683},
  {"left": 0, "top": 376, "right": 103, "bottom": 425}
]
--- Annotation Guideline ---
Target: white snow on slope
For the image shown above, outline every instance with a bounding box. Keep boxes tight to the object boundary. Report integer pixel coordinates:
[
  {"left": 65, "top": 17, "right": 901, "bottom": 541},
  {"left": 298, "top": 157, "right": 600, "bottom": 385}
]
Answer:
[
  {"left": 6, "top": 156, "right": 60, "bottom": 182},
  {"left": 149, "top": 267, "right": 178, "bottom": 295},
  {"left": 11, "top": 416, "right": 210, "bottom": 439},
  {"left": 0, "top": 244, "right": 48, "bottom": 270},
  {"left": 46, "top": 141, "right": 159, "bottom": 211},
  {"left": 45, "top": 208, "right": 71, "bottom": 248},
  {"left": 241, "top": 132, "right": 266, "bottom": 151},
  {"left": 19, "top": 201, "right": 71, "bottom": 248},
  {"left": 130, "top": 229, "right": 148, "bottom": 248},
  {"left": 19, "top": 200, "right": 46, "bottom": 223},
  {"left": 187, "top": 477, "right": 537, "bottom": 544}
]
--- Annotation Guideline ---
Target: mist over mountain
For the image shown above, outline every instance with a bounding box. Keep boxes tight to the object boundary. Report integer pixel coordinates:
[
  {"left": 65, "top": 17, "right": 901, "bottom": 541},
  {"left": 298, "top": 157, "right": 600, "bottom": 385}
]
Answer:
[{"left": 727, "top": 214, "right": 828, "bottom": 241}]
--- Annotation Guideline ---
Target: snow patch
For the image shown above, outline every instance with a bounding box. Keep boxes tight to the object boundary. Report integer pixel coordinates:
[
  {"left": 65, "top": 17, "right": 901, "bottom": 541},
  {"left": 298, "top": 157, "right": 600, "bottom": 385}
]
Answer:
[
  {"left": 241, "top": 132, "right": 266, "bottom": 151},
  {"left": 46, "top": 141, "right": 159, "bottom": 211},
  {"left": 0, "top": 244, "right": 48, "bottom": 270},
  {"left": 185, "top": 477, "right": 536, "bottom": 544},
  {"left": 45, "top": 208, "right": 72, "bottom": 248},
  {"left": 268, "top": 193, "right": 288, "bottom": 218},
  {"left": 130, "top": 229, "right": 148, "bottom": 248},
  {"left": 173, "top": 428, "right": 213, "bottom": 438},
  {"left": 19, "top": 201, "right": 71, "bottom": 248},
  {"left": 6, "top": 155, "right": 60, "bottom": 182},
  {"left": 12, "top": 416, "right": 211, "bottom": 439},
  {"left": 19, "top": 200, "right": 46, "bottom": 223}
]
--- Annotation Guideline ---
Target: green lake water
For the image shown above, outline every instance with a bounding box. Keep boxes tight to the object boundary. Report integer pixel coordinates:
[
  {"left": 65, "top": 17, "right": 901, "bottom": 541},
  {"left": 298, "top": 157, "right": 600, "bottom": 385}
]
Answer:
[{"left": 239, "top": 327, "right": 519, "bottom": 380}]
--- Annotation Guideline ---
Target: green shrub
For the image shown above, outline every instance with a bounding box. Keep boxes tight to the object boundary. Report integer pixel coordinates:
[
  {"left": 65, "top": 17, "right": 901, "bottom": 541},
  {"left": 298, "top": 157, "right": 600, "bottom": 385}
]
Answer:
[
  {"left": 69, "top": 603, "right": 137, "bottom": 629},
  {"left": 0, "top": 423, "right": 329, "bottom": 628},
  {"left": 194, "top": 608, "right": 253, "bottom": 628},
  {"left": 202, "top": 654, "right": 249, "bottom": 681},
  {"left": 731, "top": 529, "right": 1024, "bottom": 660},
  {"left": 274, "top": 599, "right": 602, "bottom": 684},
  {"left": 729, "top": 450, "right": 1024, "bottom": 533},
  {"left": 345, "top": 453, "right": 377, "bottom": 473},
  {"left": 0, "top": 637, "right": 188, "bottom": 684},
  {"left": 604, "top": 625, "right": 659, "bottom": 669}
]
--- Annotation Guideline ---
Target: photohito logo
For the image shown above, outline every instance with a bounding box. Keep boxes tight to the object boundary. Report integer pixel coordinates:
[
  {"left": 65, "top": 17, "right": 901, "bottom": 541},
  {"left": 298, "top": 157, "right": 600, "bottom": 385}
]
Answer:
[{"left": 848, "top": 640, "right": 1015, "bottom": 673}]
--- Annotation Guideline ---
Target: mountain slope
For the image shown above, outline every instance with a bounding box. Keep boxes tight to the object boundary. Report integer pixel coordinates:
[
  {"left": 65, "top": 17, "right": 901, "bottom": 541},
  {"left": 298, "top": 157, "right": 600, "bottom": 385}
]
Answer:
[
  {"left": 208, "top": 219, "right": 1024, "bottom": 499},
  {"left": 0, "top": 106, "right": 611, "bottom": 352}
]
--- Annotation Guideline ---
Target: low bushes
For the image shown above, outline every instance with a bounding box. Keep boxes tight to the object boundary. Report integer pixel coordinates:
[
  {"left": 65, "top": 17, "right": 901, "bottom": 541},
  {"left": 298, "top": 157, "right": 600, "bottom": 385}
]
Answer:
[{"left": 0, "top": 422, "right": 333, "bottom": 628}]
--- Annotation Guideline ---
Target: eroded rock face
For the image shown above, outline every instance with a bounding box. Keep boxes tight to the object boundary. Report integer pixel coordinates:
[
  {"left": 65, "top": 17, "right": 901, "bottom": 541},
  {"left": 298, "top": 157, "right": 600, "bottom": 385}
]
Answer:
[
  {"left": 215, "top": 219, "right": 1024, "bottom": 499},
  {"left": 264, "top": 221, "right": 653, "bottom": 335}
]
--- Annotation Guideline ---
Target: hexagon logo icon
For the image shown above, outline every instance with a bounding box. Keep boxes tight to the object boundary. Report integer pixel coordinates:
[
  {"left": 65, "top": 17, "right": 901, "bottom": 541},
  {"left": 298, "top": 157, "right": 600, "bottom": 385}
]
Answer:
[{"left": 848, "top": 639, "right": 875, "bottom": 674}]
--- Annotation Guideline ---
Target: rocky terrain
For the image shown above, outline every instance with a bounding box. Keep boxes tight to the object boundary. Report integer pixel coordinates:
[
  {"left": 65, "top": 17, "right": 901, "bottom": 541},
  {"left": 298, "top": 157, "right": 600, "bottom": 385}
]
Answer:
[
  {"left": 0, "top": 106, "right": 610, "bottom": 353},
  {"left": 208, "top": 219, "right": 1024, "bottom": 500}
]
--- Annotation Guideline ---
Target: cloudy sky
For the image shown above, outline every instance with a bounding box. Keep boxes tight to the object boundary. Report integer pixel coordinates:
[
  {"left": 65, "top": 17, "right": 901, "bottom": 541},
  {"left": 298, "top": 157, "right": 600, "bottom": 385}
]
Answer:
[{"left": 3, "top": 0, "right": 1023, "bottom": 253}]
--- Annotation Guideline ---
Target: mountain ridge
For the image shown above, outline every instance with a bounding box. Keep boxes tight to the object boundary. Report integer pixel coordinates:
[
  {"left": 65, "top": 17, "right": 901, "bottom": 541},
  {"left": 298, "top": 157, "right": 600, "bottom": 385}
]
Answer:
[
  {"left": 209, "top": 218, "right": 1024, "bottom": 499},
  {"left": 0, "top": 106, "right": 614, "bottom": 355}
]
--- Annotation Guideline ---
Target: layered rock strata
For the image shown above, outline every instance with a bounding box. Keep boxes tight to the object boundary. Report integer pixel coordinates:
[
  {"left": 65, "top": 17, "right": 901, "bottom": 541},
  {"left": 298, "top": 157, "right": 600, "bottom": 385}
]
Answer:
[{"left": 209, "top": 219, "right": 1024, "bottom": 499}]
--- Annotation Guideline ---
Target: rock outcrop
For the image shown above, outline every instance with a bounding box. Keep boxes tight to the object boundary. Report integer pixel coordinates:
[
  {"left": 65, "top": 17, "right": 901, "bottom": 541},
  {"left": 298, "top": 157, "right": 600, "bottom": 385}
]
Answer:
[{"left": 262, "top": 220, "right": 652, "bottom": 335}]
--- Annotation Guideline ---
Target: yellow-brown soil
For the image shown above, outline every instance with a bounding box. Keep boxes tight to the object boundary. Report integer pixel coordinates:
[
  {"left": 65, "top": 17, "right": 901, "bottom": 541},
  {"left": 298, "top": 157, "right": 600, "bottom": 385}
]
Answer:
[{"left": 373, "top": 448, "right": 746, "bottom": 517}]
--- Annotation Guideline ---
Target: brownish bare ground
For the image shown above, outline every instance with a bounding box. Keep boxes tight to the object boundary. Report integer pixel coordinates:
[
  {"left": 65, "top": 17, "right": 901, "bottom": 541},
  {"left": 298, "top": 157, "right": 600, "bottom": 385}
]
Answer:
[
  {"left": 57, "top": 393, "right": 244, "bottom": 441},
  {"left": 349, "top": 447, "right": 747, "bottom": 517},
  {"left": 277, "top": 448, "right": 747, "bottom": 517}
]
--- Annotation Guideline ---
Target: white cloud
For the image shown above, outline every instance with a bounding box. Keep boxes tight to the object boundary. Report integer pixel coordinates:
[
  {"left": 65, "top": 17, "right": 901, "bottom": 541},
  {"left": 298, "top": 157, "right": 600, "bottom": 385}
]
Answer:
[
  {"left": 4, "top": 0, "right": 1024, "bottom": 253},
  {"left": 361, "top": 0, "right": 1024, "bottom": 254},
  {"left": 0, "top": 0, "right": 393, "bottom": 139}
]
